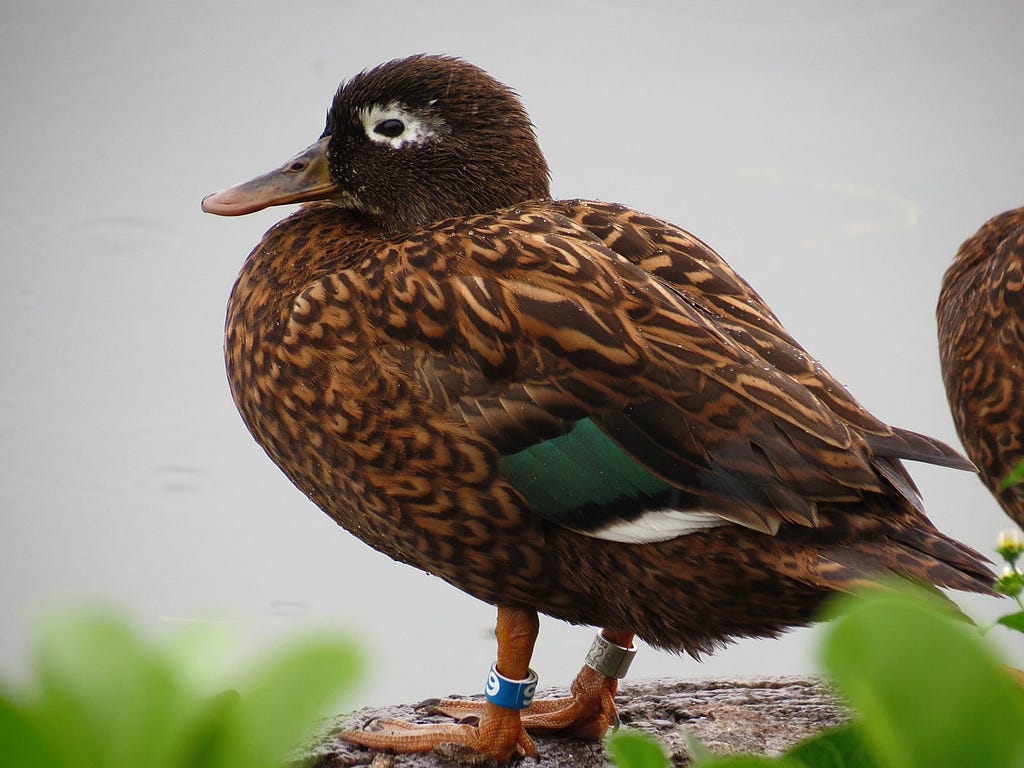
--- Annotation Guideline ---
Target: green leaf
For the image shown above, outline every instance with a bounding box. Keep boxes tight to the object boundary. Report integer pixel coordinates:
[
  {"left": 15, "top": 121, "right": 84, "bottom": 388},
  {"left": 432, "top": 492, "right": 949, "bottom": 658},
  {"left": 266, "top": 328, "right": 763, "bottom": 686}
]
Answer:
[
  {"left": 5, "top": 611, "right": 364, "bottom": 768},
  {"left": 176, "top": 687, "right": 243, "bottom": 767},
  {"left": 684, "top": 731, "right": 802, "bottom": 768},
  {"left": 999, "top": 458, "right": 1024, "bottom": 490},
  {"left": 996, "top": 610, "right": 1024, "bottom": 634},
  {"left": 821, "top": 585, "right": 1024, "bottom": 768},
  {"left": 30, "top": 611, "right": 197, "bottom": 768},
  {"left": 205, "top": 636, "right": 363, "bottom": 768},
  {"left": 683, "top": 730, "right": 715, "bottom": 764},
  {"left": 696, "top": 756, "right": 798, "bottom": 768},
  {"left": 786, "top": 724, "right": 879, "bottom": 768},
  {"left": 606, "top": 729, "right": 669, "bottom": 768},
  {"left": 0, "top": 693, "right": 68, "bottom": 768}
]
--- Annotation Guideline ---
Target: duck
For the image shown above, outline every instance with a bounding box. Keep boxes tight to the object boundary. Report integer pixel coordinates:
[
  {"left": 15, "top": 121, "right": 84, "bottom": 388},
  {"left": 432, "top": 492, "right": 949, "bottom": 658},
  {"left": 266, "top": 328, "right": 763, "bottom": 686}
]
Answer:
[
  {"left": 203, "top": 54, "right": 994, "bottom": 762},
  {"left": 938, "top": 207, "right": 1024, "bottom": 528}
]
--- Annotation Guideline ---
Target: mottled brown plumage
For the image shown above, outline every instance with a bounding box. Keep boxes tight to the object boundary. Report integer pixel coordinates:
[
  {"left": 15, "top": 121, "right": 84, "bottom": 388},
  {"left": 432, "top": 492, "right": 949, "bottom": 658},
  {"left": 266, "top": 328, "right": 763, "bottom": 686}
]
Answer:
[
  {"left": 938, "top": 207, "right": 1024, "bottom": 527},
  {"left": 204, "top": 55, "right": 993, "bottom": 761}
]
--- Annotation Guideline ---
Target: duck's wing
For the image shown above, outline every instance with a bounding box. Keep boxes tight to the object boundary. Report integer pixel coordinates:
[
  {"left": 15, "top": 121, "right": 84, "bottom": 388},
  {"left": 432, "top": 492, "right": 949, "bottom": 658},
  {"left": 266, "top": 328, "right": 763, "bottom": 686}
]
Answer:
[
  {"left": 284, "top": 203, "right": 965, "bottom": 541},
  {"left": 558, "top": 201, "right": 973, "bottom": 466},
  {"left": 938, "top": 207, "right": 1024, "bottom": 525},
  {"left": 549, "top": 200, "right": 975, "bottom": 531}
]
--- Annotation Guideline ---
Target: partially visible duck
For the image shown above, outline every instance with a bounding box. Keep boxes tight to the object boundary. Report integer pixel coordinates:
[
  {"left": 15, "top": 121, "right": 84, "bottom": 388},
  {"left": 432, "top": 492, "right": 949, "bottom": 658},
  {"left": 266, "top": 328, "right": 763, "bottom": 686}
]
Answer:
[
  {"left": 204, "top": 54, "right": 993, "bottom": 762},
  {"left": 938, "top": 207, "right": 1024, "bottom": 528}
]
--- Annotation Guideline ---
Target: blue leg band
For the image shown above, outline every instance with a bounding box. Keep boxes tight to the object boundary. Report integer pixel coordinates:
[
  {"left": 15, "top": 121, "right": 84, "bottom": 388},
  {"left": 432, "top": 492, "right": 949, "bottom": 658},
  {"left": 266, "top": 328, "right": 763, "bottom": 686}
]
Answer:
[{"left": 484, "top": 664, "right": 539, "bottom": 709}]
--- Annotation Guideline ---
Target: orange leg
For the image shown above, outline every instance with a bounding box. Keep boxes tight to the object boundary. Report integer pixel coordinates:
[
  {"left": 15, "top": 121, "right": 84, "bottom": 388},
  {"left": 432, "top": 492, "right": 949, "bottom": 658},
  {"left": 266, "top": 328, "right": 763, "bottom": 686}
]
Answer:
[
  {"left": 340, "top": 606, "right": 541, "bottom": 761},
  {"left": 430, "top": 628, "right": 636, "bottom": 740}
]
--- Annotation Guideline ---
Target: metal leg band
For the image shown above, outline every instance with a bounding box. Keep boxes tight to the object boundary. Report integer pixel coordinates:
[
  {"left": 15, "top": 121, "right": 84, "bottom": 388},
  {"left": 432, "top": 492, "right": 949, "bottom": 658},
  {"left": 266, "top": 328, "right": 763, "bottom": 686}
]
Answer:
[
  {"left": 484, "top": 664, "right": 539, "bottom": 709},
  {"left": 584, "top": 632, "right": 637, "bottom": 679}
]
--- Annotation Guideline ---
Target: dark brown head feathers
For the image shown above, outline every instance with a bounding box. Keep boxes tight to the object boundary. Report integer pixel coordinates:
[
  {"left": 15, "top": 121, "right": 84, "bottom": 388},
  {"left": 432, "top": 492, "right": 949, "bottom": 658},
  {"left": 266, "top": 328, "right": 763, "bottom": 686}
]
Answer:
[{"left": 322, "top": 55, "right": 550, "bottom": 233}]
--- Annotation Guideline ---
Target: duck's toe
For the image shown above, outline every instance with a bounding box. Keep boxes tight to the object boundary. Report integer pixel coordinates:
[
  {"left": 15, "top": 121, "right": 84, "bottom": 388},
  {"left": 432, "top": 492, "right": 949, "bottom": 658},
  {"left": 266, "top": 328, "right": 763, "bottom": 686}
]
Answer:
[{"left": 340, "top": 700, "right": 537, "bottom": 762}]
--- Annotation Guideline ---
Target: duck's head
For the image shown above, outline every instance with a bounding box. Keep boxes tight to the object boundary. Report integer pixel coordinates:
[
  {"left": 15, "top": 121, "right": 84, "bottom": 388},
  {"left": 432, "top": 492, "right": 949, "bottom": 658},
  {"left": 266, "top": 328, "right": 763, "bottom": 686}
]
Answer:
[{"left": 202, "top": 54, "right": 551, "bottom": 233}]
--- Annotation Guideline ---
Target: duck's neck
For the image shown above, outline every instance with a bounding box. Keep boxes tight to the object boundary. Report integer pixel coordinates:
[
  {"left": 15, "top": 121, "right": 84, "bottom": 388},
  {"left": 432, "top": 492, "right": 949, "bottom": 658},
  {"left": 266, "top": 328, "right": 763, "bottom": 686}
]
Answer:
[
  {"left": 224, "top": 204, "right": 383, "bottom": 473},
  {"left": 233, "top": 204, "right": 381, "bottom": 305}
]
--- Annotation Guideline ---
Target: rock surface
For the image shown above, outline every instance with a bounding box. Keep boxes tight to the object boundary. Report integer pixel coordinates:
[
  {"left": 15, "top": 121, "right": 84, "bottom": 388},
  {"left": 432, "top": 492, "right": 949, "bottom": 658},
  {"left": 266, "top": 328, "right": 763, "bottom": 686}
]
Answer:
[{"left": 296, "top": 677, "right": 848, "bottom": 767}]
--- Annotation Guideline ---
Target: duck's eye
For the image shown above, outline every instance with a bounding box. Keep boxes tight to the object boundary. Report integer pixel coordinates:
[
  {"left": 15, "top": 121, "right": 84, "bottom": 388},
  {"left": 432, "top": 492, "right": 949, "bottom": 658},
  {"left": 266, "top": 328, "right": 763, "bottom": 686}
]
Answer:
[{"left": 373, "top": 118, "right": 406, "bottom": 138}]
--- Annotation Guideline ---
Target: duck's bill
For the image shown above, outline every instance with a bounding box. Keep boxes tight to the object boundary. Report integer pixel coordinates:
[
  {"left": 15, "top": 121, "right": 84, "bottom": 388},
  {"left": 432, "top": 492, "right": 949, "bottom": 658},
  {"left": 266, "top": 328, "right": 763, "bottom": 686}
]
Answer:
[{"left": 201, "top": 137, "right": 337, "bottom": 216}]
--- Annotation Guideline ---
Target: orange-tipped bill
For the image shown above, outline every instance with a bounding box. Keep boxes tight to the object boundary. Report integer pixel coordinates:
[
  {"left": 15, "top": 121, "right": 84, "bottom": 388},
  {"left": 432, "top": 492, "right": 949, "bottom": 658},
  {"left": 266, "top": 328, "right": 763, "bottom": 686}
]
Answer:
[{"left": 202, "top": 137, "right": 337, "bottom": 216}]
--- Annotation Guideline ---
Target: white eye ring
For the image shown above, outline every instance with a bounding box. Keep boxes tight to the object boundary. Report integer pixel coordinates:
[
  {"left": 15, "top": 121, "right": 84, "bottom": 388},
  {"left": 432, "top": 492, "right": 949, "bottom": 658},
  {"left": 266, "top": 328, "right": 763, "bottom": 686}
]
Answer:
[{"left": 359, "top": 102, "right": 444, "bottom": 149}]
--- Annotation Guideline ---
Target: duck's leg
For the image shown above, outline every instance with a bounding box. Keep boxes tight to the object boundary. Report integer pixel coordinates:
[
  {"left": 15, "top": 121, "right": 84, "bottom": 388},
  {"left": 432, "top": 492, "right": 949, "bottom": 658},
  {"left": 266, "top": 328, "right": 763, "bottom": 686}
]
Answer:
[
  {"left": 431, "top": 628, "right": 636, "bottom": 739},
  {"left": 527, "top": 628, "right": 634, "bottom": 737},
  {"left": 340, "top": 605, "right": 541, "bottom": 761}
]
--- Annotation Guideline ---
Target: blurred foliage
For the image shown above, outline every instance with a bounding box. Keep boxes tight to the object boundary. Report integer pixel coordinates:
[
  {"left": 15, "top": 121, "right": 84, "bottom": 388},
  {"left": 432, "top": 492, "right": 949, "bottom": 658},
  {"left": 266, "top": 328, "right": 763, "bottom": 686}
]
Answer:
[
  {"left": 1, "top": 612, "right": 362, "bottom": 768},
  {"left": 6, "top": 533, "right": 1024, "bottom": 768},
  {"left": 609, "top": 578, "right": 1024, "bottom": 768}
]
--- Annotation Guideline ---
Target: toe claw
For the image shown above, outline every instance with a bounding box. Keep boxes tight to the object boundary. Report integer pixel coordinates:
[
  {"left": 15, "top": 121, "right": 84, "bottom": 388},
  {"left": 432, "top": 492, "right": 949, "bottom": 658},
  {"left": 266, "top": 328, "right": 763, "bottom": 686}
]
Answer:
[{"left": 414, "top": 697, "right": 442, "bottom": 711}]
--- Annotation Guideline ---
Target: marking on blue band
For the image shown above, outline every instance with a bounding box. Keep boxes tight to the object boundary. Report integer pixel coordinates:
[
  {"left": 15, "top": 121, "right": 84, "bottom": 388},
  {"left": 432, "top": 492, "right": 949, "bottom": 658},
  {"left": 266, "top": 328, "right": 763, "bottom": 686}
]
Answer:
[{"left": 483, "top": 664, "right": 538, "bottom": 709}]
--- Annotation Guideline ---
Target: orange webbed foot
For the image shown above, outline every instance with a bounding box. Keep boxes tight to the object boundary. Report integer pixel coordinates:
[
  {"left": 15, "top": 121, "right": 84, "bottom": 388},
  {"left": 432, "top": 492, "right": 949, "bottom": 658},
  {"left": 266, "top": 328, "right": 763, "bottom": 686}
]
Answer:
[{"left": 340, "top": 699, "right": 537, "bottom": 763}]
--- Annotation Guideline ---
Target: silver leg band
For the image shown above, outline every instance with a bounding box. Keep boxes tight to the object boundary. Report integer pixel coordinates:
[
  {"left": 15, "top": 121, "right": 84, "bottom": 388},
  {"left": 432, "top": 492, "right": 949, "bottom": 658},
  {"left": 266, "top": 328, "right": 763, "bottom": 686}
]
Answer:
[{"left": 584, "top": 632, "right": 637, "bottom": 679}]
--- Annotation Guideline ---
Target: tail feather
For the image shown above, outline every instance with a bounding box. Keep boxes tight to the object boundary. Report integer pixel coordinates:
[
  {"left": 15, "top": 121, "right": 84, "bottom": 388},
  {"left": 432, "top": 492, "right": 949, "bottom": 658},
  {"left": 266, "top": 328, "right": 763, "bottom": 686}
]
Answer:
[
  {"left": 866, "top": 427, "right": 976, "bottom": 471},
  {"left": 871, "top": 456, "right": 925, "bottom": 513},
  {"left": 888, "top": 526, "right": 994, "bottom": 586},
  {"left": 814, "top": 533, "right": 995, "bottom": 596}
]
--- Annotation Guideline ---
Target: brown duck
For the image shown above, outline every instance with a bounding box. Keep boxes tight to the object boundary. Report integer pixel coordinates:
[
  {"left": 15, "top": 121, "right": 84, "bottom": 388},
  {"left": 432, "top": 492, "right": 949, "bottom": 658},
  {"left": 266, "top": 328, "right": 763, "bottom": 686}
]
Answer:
[
  {"left": 204, "top": 55, "right": 993, "bottom": 761},
  {"left": 939, "top": 207, "right": 1024, "bottom": 528}
]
